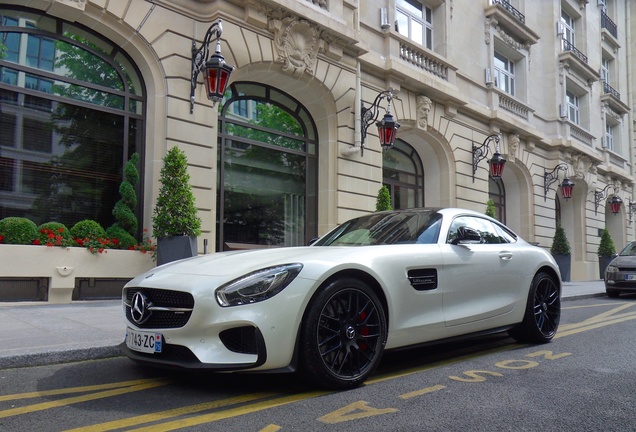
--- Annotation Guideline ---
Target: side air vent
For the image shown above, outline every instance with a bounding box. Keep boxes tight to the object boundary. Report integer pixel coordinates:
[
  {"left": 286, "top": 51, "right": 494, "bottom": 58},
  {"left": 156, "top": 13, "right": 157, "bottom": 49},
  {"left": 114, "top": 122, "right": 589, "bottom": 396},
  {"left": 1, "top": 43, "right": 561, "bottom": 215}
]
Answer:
[{"left": 407, "top": 269, "right": 438, "bottom": 291}]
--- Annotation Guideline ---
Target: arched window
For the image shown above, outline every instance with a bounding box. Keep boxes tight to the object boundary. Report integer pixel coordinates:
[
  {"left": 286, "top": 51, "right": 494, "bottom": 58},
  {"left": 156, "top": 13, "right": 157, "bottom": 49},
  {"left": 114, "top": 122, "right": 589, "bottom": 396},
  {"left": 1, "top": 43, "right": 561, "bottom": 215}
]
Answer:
[
  {"left": 382, "top": 139, "right": 424, "bottom": 209},
  {"left": 217, "top": 82, "right": 318, "bottom": 251},
  {"left": 0, "top": 8, "right": 145, "bottom": 232},
  {"left": 489, "top": 177, "right": 506, "bottom": 223}
]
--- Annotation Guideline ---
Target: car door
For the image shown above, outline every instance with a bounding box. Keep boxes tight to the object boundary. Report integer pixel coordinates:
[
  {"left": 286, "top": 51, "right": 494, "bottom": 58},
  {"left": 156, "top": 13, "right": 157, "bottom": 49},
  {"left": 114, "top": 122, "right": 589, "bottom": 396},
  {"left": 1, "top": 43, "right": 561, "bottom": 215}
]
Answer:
[{"left": 440, "top": 215, "right": 526, "bottom": 327}]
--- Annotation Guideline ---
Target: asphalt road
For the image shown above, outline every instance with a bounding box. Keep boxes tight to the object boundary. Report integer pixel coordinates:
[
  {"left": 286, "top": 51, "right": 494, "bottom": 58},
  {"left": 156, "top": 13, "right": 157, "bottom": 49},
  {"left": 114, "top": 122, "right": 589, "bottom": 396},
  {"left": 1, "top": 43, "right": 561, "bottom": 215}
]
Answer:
[{"left": 1, "top": 295, "right": 635, "bottom": 431}]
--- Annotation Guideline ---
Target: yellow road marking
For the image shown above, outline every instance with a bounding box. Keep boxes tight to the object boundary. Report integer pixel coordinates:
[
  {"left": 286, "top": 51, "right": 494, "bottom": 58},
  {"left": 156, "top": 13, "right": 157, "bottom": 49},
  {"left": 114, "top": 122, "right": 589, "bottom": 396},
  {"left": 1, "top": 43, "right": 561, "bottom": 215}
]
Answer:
[
  {"left": 0, "top": 379, "right": 167, "bottom": 402},
  {"left": 124, "top": 391, "right": 330, "bottom": 432},
  {"left": 399, "top": 384, "right": 446, "bottom": 400},
  {"left": 0, "top": 380, "right": 171, "bottom": 419},
  {"left": 63, "top": 393, "right": 279, "bottom": 432}
]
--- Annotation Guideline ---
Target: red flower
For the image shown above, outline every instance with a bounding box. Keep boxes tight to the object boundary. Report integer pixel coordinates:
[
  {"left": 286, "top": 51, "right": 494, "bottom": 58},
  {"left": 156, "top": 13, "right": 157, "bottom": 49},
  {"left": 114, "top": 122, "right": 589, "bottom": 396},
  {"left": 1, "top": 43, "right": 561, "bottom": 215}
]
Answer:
[
  {"left": 57, "top": 227, "right": 65, "bottom": 233},
  {"left": 33, "top": 238, "right": 41, "bottom": 245}
]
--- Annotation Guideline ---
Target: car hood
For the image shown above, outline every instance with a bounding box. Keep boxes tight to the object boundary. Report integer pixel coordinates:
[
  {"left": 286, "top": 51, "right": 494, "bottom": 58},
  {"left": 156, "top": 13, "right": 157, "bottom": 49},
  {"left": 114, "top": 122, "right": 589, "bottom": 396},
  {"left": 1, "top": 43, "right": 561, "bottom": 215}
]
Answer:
[{"left": 610, "top": 255, "right": 636, "bottom": 267}]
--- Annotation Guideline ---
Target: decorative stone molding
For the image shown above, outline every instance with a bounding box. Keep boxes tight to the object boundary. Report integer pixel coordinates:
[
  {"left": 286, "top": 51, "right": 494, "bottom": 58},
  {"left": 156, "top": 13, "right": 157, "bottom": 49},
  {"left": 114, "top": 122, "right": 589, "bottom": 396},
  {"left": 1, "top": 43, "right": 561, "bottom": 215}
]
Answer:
[
  {"left": 267, "top": 11, "right": 324, "bottom": 78},
  {"left": 416, "top": 95, "right": 432, "bottom": 130}
]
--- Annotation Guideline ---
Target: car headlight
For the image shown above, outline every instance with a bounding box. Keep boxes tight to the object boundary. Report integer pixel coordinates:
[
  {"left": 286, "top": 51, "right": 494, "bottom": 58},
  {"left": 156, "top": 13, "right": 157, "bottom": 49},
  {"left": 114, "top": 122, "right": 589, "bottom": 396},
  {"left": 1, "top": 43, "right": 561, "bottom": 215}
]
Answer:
[
  {"left": 215, "top": 263, "right": 303, "bottom": 307},
  {"left": 606, "top": 265, "right": 619, "bottom": 274}
]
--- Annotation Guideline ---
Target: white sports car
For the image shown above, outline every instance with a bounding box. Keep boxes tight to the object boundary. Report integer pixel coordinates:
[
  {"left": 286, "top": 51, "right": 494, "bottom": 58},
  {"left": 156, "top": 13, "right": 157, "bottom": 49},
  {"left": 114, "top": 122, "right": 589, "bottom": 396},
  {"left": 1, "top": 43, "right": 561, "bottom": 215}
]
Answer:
[{"left": 120, "top": 208, "right": 561, "bottom": 389}]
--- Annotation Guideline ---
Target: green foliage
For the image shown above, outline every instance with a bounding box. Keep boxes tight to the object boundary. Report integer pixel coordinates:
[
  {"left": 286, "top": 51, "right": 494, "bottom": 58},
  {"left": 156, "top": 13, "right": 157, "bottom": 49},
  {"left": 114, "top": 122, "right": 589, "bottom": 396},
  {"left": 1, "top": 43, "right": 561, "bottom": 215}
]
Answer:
[
  {"left": 111, "top": 153, "right": 139, "bottom": 236},
  {"left": 485, "top": 199, "right": 496, "bottom": 218},
  {"left": 376, "top": 186, "right": 393, "bottom": 212},
  {"left": 0, "top": 217, "right": 38, "bottom": 244},
  {"left": 550, "top": 223, "right": 571, "bottom": 256},
  {"left": 37, "top": 222, "right": 73, "bottom": 247},
  {"left": 153, "top": 147, "right": 202, "bottom": 238},
  {"left": 70, "top": 220, "right": 107, "bottom": 241},
  {"left": 597, "top": 228, "right": 616, "bottom": 257},
  {"left": 106, "top": 225, "right": 138, "bottom": 250}
]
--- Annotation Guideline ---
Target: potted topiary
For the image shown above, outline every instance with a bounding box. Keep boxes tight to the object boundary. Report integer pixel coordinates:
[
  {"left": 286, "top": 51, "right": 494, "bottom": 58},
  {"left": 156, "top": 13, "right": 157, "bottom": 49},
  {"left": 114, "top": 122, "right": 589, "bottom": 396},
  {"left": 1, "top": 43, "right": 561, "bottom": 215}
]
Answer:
[
  {"left": 550, "top": 223, "right": 571, "bottom": 282},
  {"left": 153, "top": 146, "right": 202, "bottom": 265},
  {"left": 107, "top": 153, "right": 140, "bottom": 250},
  {"left": 597, "top": 228, "right": 616, "bottom": 279},
  {"left": 0, "top": 217, "right": 38, "bottom": 244},
  {"left": 376, "top": 185, "right": 392, "bottom": 212}
]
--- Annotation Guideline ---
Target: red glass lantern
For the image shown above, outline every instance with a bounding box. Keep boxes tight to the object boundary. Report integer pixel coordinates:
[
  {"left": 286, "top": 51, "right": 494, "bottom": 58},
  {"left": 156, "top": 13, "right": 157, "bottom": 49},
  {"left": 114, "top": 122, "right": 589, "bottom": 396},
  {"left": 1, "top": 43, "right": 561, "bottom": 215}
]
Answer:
[
  {"left": 377, "top": 112, "right": 400, "bottom": 150},
  {"left": 488, "top": 152, "right": 506, "bottom": 179},
  {"left": 610, "top": 195, "right": 623, "bottom": 214},
  {"left": 560, "top": 177, "right": 575, "bottom": 200},
  {"left": 204, "top": 51, "right": 234, "bottom": 104}
]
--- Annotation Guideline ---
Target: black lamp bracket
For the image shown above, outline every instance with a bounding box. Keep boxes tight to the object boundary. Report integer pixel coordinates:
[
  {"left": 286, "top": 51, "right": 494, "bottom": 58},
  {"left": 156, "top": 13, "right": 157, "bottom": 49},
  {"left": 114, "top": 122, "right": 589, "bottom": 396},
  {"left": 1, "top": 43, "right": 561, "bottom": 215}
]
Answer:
[
  {"left": 472, "top": 134, "right": 501, "bottom": 182},
  {"left": 190, "top": 19, "right": 224, "bottom": 113},
  {"left": 360, "top": 89, "right": 396, "bottom": 156},
  {"left": 544, "top": 163, "right": 569, "bottom": 201},
  {"left": 594, "top": 184, "right": 614, "bottom": 215}
]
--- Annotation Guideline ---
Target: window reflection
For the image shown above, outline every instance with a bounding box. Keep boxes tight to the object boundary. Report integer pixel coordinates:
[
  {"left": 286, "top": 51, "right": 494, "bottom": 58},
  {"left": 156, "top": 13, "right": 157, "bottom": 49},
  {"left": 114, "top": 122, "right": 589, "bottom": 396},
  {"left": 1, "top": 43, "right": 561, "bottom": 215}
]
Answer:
[
  {"left": 0, "top": 9, "right": 144, "bottom": 233},
  {"left": 218, "top": 83, "right": 317, "bottom": 250}
]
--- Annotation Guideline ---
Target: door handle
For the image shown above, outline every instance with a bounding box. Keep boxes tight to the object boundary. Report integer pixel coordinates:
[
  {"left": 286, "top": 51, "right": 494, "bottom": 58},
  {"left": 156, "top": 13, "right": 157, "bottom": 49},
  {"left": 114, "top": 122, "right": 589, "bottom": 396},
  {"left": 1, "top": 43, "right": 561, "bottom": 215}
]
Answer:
[{"left": 499, "top": 251, "right": 513, "bottom": 260}]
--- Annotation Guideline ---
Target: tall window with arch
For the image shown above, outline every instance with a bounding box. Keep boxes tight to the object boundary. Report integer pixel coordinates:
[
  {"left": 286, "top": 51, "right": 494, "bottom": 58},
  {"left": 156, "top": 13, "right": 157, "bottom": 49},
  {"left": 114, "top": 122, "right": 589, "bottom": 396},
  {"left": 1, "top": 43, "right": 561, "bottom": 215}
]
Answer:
[
  {"left": 382, "top": 139, "right": 424, "bottom": 209},
  {"left": 217, "top": 82, "right": 318, "bottom": 251},
  {"left": 488, "top": 177, "right": 506, "bottom": 224},
  {"left": 0, "top": 8, "right": 145, "bottom": 233}
]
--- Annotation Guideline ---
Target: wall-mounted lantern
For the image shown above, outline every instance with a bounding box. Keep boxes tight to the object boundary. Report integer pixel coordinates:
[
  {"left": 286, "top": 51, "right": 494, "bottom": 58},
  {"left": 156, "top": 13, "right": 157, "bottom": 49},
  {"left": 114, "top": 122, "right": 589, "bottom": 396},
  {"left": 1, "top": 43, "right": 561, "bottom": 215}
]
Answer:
[
  {"left": 544, "top": 163, "right": 575, "bottom": 201},
  {"left": 472, "top": 134, "right": 505, "bottom": 182},
  {"left": 360, "top": 89, "right": 400, "bottom": 156},
  {"left": 190, "top": 19, "right": 235, "bottom": 113}
]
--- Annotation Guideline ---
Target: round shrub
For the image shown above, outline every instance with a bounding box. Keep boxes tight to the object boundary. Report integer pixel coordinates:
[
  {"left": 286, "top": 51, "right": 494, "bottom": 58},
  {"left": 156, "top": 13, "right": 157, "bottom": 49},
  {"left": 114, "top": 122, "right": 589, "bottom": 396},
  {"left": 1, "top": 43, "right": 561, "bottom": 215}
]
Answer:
[
  {"left": 37, "top": 222, "right": 73, "bottom": 246},
  {"left": 0, "top": 217, "right": 39, "bottom": 244},
  {"left": 106, "top": 225, "right": 137, "bottom": 250},
  {"left": 70, "top": 220, "right": 107, "bottom": 241}
]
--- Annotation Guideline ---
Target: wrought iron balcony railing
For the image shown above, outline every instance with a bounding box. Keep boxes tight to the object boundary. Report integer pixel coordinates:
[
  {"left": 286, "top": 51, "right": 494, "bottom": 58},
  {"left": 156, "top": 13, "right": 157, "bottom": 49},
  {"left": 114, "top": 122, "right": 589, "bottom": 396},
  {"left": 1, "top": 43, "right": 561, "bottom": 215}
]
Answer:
[
  {"left": 490, "top": 0, "right": 525, "bottom": 24},
  {"left": 601, "top": 11, "right": 617, "bottom": 39},
  {"left": 603, "top": 81, "right": 620, "bottom": 100},
  {"left": 561, "top": 39, "right": 588, "bottom": 64}
]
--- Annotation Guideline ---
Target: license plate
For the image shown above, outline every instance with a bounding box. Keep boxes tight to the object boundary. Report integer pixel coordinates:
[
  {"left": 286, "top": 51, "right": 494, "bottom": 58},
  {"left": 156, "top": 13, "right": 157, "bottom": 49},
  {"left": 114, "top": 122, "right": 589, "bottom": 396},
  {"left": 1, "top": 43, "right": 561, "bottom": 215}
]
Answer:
[
  {"left": 626, "top": 274, "right": 636, "bottom": 281},
  {"left": 126, "top": 328, "right": 162, "bottom": 354}
]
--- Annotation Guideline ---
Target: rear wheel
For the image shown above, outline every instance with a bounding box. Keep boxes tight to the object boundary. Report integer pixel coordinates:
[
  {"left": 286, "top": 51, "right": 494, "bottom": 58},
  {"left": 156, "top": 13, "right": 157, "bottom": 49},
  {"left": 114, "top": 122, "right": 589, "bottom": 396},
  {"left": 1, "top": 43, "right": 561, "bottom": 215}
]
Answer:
[
  {"left": 509, "top": 272, "right": 560, "bottom": 343},
  {"left": 299, "top": 278, "right": 387, "bottom": 389}
]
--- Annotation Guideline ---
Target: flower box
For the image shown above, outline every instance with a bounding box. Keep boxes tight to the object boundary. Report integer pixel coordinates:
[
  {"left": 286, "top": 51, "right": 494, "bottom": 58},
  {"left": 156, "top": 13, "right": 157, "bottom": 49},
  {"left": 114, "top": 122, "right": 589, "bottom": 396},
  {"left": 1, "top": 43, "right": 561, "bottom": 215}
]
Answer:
[{"left": 0, "top": 245, "right": 154, "bottom": 304}]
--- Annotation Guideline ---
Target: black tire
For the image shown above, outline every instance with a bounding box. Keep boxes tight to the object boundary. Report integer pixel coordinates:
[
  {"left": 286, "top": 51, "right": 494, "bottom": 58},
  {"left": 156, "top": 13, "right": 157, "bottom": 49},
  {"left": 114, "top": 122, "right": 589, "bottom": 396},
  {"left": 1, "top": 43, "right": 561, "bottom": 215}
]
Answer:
[
  {"left": 299, "top": 278, "right": 387, "bottom": 389},
  {"left": 509, "top": 272, "right": 560, "bottom": 343},
  {"left": 606, "top": 289, "right": 620, "bottom": 298}
]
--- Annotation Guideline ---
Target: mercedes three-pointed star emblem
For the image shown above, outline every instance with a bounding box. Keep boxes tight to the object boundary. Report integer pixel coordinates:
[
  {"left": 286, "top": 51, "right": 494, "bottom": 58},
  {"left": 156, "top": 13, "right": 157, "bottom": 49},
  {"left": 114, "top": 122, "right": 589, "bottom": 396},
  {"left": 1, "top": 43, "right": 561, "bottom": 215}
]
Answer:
[{"left": 130, "top": 291, "right": 151, "bottom": 325}]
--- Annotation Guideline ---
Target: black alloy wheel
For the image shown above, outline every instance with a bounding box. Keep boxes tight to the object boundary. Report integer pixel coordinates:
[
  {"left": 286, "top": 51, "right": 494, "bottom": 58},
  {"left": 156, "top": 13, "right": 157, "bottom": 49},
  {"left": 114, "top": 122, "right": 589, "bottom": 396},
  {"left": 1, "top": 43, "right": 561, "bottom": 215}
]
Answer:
[
  {"left": 300, "top": 278, "right": 387, "bottom": 389},
  {"left": 509, "top": 272, "right": 561, "bottom": 343}
]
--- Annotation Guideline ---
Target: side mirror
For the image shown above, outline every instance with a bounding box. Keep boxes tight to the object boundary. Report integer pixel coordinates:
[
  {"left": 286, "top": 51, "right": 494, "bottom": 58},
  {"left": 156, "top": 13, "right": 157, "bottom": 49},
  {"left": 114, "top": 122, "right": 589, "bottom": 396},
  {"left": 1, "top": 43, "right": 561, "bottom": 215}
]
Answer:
[{"left": 452, "top": 226, "right": 482, "bottom": 245}]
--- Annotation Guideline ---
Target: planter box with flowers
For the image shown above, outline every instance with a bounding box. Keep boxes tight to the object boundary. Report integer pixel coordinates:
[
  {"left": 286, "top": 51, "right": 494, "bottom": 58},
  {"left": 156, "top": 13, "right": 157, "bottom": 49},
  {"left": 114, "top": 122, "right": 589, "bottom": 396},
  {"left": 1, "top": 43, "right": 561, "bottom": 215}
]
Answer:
[{"left": 0, "top": 217, "right": 155, "bottom": 304}]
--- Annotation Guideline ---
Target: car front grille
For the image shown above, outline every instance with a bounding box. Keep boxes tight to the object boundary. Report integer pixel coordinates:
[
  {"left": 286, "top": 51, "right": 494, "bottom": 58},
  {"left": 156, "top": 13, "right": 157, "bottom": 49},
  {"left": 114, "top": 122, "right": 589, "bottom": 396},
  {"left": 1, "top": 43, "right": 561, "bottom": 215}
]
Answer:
[{"left": 124, "top": 287, "right": 194, "bottom": 329}]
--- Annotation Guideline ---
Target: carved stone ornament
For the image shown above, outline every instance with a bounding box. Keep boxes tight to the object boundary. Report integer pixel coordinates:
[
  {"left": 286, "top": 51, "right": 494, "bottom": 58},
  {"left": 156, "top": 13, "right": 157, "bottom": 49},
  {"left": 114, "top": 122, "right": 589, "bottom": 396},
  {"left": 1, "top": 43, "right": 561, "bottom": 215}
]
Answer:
[
  {"left": 268, "top": 15, "right": 322, "bottom": 78},
  {"left": 508, "top": 133, "right": 519, "bottom": 163},
  {"left": 569, "top": 153, "right": 592, "bottom": 181},
  {"left": 416, "top": 95, "right": 432, "bottom": 130}
]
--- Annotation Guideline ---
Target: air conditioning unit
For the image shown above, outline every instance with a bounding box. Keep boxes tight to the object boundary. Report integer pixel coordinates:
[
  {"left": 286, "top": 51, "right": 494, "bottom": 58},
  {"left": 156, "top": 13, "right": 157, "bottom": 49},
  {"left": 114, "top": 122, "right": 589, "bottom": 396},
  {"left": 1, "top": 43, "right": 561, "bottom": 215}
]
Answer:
[
  {"left": 556, "top": 21, "right": 565, "bottom": 36},
  {"left": 559, "top": 104, "right": 567, "bottom": 118}
]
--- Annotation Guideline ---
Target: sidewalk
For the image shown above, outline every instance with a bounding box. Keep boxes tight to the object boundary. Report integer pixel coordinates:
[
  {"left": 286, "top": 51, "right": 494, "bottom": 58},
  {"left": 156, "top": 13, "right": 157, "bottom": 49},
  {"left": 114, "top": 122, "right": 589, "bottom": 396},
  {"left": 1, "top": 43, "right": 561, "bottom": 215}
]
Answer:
[{"left": 0, "top": 280, "right": 607, "bottom": 369}]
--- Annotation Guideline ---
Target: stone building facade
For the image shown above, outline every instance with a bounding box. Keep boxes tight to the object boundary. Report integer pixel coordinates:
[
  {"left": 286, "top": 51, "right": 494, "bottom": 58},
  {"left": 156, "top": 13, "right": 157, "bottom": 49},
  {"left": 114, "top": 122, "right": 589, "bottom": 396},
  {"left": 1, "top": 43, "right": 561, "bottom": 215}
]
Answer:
[{"left": 0, "top": 0, "right": 634, "bottom": 281}]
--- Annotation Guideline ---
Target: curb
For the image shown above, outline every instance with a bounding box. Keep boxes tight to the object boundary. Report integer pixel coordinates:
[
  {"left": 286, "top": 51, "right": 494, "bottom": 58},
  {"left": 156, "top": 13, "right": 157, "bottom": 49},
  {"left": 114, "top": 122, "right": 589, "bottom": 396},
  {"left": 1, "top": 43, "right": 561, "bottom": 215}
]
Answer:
[{"left": 0, "top": 346, "right": 123, "bottom": 370}]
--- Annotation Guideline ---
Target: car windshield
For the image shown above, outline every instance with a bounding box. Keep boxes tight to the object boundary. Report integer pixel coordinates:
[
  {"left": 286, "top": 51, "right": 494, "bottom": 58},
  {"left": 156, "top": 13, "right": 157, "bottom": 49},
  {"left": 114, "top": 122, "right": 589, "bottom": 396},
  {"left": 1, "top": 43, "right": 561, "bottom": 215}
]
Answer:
[
  {"left": 314, "top": 210, "right": 442, "bottom": 246},
  {"left": 619, "top": 242, "right": 636, "bottom": 256}
]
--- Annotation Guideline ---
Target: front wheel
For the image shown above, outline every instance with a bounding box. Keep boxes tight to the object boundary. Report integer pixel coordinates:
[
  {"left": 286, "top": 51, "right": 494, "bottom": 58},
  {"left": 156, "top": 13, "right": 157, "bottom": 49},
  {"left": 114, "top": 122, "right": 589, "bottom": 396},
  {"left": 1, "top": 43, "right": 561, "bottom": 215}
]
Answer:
[
  {"left": 509, "top": 272, "right": 561, "bottom": 343},
  {"left": 299, "top": 278, "right": 387, "bottom": 389}
]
